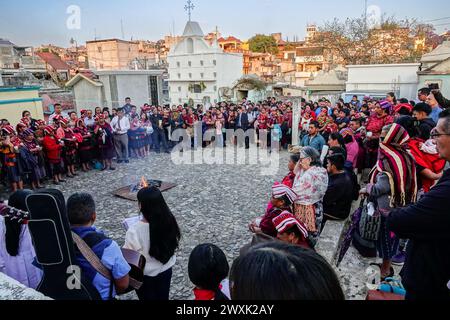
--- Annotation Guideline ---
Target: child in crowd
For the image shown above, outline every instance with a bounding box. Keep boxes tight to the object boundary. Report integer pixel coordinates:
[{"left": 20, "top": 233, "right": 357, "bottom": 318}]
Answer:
[
  {"left": 249, "top": 184, "right": 297, "bottom": 238},
  {"left": 42, "top": 126, "right": 65, "bottom": 185},
  {"left": 188, "top": 244, "right": 230, "bottom": 301},
  {"left": 67, "top": 193, "right": 130, "bottom": 300},
  {"left": 272, "top": 212, "right": 310, "bottom": 249}
]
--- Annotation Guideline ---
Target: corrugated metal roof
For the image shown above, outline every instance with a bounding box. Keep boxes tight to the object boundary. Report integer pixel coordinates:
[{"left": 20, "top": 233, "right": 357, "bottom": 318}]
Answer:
[
  {"left": 0, "top": 39, "right": 15, "bottom": 47},
  {"left": 35, "top": 52, "right": 70, "bottom": 70}
]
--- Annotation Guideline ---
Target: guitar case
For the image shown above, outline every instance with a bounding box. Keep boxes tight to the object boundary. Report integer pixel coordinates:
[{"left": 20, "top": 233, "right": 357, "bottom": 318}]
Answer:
[{"left": 25, "top": 189, "right": 101, "bottom": 300}]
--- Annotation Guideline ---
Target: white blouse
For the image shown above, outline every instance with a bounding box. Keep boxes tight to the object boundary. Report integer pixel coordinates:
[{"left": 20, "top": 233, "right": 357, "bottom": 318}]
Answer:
[
  {"left": 123, "top": 221, "right": 176, "bottom": 277},
  {"left": 0, "top": 216, "right": 42, "bottom": 289}
]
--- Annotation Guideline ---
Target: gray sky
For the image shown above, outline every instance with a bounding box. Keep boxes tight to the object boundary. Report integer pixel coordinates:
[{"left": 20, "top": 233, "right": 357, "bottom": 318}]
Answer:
[{"left": 1, "top": 0, "right": 449, "bottom": 47}]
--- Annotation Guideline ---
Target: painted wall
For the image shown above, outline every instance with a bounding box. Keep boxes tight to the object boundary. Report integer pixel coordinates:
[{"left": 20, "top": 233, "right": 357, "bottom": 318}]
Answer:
[
  {"left": 87, "top": 40, "right": 140, "bottom": 70},
  {"left": 0, "top": 87, "right": 44, "bottom": 125},
  {"left": 418, "top": 74, "right": 450, "bottom": 99}
]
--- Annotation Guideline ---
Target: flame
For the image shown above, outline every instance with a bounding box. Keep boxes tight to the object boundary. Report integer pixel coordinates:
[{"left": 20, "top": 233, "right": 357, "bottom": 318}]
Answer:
[{"left": 140, "top": 177, "right": 149, "bottom": 189}]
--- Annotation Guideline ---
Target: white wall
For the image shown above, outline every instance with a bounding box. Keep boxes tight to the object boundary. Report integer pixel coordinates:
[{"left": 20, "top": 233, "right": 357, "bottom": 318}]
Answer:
[
  {"left": 73, "top": 81, "right": 103, "bottom": 112},
  {"left": 116, "top": 74, "right": 151, "bottom": 107},
  {"left": 98, "top": 71, "right": 163, "bottom": 108},
  {"left": 168, "top": 52, "right": 243, "bottom": 104},
  {"left": 346, "top": 64, "right": 420, "bottom": 99}
]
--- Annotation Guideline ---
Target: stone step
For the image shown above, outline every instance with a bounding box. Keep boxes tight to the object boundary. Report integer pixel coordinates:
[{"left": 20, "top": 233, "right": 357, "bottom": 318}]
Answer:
[{"left": 0, "top": 272, "right": 51, "bottom": 300}]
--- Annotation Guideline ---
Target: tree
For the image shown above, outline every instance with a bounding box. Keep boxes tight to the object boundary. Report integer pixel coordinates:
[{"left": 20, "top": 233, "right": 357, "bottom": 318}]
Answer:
[
  {"left": 309, "top": 15, "right": 436, "bottom": 66},
  {"left": 248, "top": 35, "right": 279, "bottom": 54}
]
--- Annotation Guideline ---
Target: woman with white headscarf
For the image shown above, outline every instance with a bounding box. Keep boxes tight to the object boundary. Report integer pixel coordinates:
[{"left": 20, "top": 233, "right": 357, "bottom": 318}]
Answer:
[{"left": 292, "top": 147, "right": 329, "bottom": 247}]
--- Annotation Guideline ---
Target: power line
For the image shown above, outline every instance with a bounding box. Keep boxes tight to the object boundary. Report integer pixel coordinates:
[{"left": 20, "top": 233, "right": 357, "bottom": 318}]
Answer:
[
  {"left": 432, "top": 22, "right": 450, "bottom": 27},
  {"left": 423, "top": 16, "right": 450, "bottom": 23}
]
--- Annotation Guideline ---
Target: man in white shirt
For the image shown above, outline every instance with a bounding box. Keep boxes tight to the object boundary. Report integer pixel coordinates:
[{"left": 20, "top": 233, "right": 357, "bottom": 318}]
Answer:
[
  {"left": 110, "top": 108, "right": 131, "bottom": 163},
  {"left": 48, "top": 104, "right": 68, "bottom": 125},
  {"left": 84, "top": 110, "right": 96, "bottom": 128}
]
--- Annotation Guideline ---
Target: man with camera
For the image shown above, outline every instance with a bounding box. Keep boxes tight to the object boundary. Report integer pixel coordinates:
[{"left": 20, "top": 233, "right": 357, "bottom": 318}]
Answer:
[
  {"left": 428, "top": 83, "right": 450, "bottom": 110},
  {"left": 427, "top": 83, "right": 449, "bottom": 111}
]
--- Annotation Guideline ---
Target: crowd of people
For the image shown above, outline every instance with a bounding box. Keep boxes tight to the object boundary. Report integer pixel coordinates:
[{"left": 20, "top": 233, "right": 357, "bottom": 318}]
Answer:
[{"left": 1, "top": 86, "right": 450, "bottom": 301}]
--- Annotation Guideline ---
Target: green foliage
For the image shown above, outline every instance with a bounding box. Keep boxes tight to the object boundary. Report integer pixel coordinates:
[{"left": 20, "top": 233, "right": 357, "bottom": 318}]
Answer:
[{"left": 248, "top": 35, "right": 279, "bottom": 54}]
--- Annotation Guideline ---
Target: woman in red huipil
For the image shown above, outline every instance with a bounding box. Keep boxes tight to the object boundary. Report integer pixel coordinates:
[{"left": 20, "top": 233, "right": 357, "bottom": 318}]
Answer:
[
  {"left": 60, "top": 118, "right": 78, "bottom": 178},
  {"left": 73, "top": 119, "right": 93, "bottom": 172},
  {"left": 94, "top": 115, "right": 116, "bottom": 171},
  {"left": 257, "top": 108, "right": 269, "bottom": 148},
  {"left": 1, "top": 126, "right": 24, "bottom": 192},
  {"left": 42, "top": 126, "right": 65, "bottom": 185}
]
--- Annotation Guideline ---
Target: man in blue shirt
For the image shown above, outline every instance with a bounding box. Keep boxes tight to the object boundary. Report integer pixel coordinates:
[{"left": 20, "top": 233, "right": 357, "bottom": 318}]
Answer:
[
  {"left": 301, "top": 121, "right": 326, "bottom": 154},
  {"left": 67, "top": 193, "right": 130, "bottom": 300}
]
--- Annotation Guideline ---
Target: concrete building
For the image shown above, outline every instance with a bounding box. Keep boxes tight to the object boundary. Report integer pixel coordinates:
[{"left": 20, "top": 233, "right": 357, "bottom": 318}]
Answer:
[
  {"left": 345, "top": 63, "right": 420, "bottom": 100},
  {"left": 0, "top": 86, "right": 44, "bottom": 125},
  {"left": 86, "top": 39, "right": 140, "bottom": 71},
  {"left": 167, "top": 21, "right": 243, "bottom": 105},
  {"left": 305, "top": 66, "right": 347, "bottom": 102},
  {"left": 418, "top": 41, "right": 450, "bottom": 97},
  {"left": 66, "top": 69, "right": 165, "bottom": 112}
]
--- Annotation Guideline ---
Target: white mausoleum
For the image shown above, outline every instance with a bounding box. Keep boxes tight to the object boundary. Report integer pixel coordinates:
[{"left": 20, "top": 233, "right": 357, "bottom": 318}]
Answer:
[{"left": 167, "top": 21, "right": 243, "bottom": 106}]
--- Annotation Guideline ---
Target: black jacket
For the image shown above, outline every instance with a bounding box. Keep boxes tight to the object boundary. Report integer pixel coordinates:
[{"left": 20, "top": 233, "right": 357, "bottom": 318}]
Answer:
[
  {"left": 323, "top": 172, "right": 354, "bottom": 220},
  {"left": 387, "top": 169, "right": 450, "bottom": 300},
  {"left": 235, "top": 112, "right": 250, "bottom": 131},
  {"left": 417, "top": 118, "right": 436, "bottom": 141}
]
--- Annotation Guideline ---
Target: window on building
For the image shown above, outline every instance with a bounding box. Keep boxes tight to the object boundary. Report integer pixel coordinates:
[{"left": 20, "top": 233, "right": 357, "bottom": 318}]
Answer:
[
  {"left": 178, "top": 86, "right": 182, "bottom": 92},
  {"left": 178, "top": 73, "right": 181, "bottom": 79},
  {"left": 179, "top": 98, "right": 182, "bottom": 103},
  {"left": 214, "top": 72, "right": 217, "bottom": 78},
  {"left": 100, "top": 63, "right": 104, "bottom": 69},
  {"left": 177, "top": 61, "right": 180, "bottom": 67},
  {"left": 200, "top": 73, "right": 204, "bottom": 78},
  {"left": 97, "top": 46, "right": 102, "bottom": 53},
  {"left": 193, "top": 84, "right": 202, "bottom": 93},
  {"left": 200, "top": 60, "right": 204, "bottom": 66},
  {"left": 189, "top": 73, "right": 192, "bottom": 78},
  {"left": 188, "top": 61, "right": 192, "bottom": 67},
  {"left": 213, "top": 60, "right": 217, "bottom": 66},
  {"left": 187, "top": 38, "right": 194, "bottom": 54},
  {"left": 214, "top": 86, "right": 217, "bottom": 92}
]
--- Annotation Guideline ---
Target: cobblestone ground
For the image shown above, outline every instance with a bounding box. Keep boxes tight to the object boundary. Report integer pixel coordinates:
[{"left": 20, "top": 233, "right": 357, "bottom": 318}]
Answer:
[
  {"left": 1, "top": 148, "right": 289, "bottom": 300},
  {"left": 0, "top": 148, "right": 374, "bottom": 300}
]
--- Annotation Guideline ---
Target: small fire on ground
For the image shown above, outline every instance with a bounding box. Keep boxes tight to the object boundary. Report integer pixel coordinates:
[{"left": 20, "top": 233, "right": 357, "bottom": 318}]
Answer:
[{"left": 130, "top": 176, "right": 149, "bottom": 193}]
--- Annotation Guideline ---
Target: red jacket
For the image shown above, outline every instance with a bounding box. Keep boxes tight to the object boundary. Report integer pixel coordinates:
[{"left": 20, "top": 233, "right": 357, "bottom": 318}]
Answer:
[
  {"left": 43, "top": 135, "right": 62, "bottom": 163},
  {"left": 366, "top": 114, "right": 394, "bottom": 138}
]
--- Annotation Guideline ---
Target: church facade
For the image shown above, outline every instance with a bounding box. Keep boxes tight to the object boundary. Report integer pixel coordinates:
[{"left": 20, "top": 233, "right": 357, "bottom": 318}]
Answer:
[{"left": 167, "top": 21, "right": 243, "bottom": 106}]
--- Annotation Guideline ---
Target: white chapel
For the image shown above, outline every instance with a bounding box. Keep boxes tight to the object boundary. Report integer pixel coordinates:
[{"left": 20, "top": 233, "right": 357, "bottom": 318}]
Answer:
[{"left": 167, "top": 20, "right": 243, "bottom": 106}]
